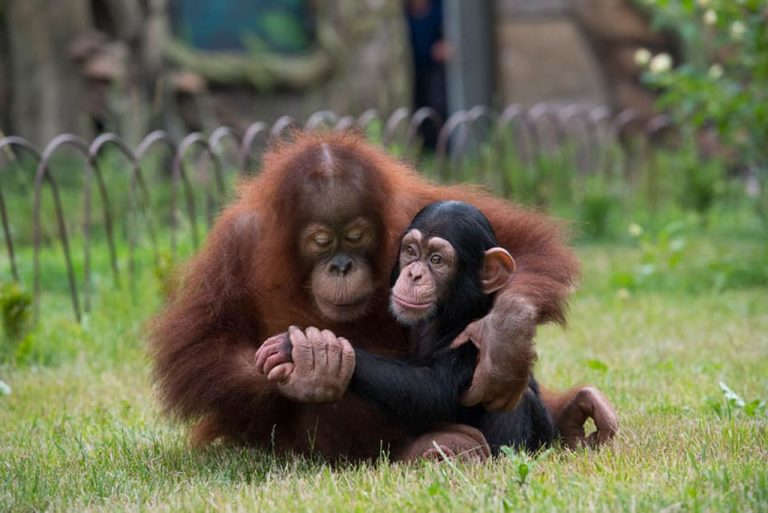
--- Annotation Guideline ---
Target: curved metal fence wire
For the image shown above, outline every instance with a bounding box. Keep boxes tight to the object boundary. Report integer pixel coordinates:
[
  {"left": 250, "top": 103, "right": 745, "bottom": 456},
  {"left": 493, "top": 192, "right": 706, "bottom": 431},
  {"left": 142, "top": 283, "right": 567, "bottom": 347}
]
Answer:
[{"left": 0, "top": 104, "right": 676, "bottom": 322}]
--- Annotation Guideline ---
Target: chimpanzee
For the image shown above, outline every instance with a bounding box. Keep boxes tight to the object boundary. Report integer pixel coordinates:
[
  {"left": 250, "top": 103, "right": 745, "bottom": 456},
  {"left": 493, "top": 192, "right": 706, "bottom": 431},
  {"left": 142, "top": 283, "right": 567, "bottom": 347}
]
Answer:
[{"left": 260, "top": 200, "right": 556, "bottom": 455}]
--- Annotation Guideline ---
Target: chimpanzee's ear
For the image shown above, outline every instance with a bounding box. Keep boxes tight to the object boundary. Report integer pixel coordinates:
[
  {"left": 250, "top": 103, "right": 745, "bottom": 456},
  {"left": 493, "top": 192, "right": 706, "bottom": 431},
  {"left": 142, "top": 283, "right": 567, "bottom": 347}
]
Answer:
[{"left": 480, "top": 248, "right": 516, "bottom": 295}]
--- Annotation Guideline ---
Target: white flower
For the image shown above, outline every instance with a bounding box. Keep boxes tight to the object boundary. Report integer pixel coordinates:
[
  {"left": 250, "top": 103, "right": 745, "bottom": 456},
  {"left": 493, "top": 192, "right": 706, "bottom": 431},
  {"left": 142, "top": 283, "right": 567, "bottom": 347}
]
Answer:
[
  {"left": 649, "top": 53, "right": 672, "bottom": 74},
  {"left": 634, "top": 48, "right": 652, "bottom": 67},
  {"left": 703, "top": 9, "right": 717, "bottom": 26},
  {"left": 628, "top": 223, "right": 643, "bottom": 237},
  {"left": 730, "top": 21, "right": 746, "bottom": 40},
  {"left": 708, "top": 64, "right": 724, "bottom": 79}
]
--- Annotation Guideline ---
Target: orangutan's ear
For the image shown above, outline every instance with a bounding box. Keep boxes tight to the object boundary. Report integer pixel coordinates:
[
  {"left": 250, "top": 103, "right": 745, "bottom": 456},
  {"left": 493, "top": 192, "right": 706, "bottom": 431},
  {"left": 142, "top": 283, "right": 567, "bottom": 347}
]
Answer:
[{"left": 480, "top": 248, "right": 516, "bottom": 295}]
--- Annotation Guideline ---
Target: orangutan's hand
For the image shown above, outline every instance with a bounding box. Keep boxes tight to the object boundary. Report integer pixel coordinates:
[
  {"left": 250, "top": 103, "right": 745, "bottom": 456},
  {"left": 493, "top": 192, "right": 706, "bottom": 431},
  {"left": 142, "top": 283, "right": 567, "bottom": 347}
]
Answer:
[
  {"left": 555, "top": 386, "right": 619, "bottom": 449},
  {"left": 262, "top": 326, "right": 355, "bottom": 403},
  {"left": 451, "top": 295, "right": 537, "bottom": 411}
]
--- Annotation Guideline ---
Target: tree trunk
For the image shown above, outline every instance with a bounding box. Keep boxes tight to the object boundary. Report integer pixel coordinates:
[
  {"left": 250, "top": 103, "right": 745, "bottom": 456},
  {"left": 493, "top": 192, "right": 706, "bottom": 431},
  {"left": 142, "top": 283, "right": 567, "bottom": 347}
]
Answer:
[
  {"left": 0, "top": 8, "right": 10, "bottom": 135},
  {"left": 6, "top": 0, "right": 93, "bottom": 145},
  {"left": 317, "top": 0, "right": 411, "bottom": 115}
]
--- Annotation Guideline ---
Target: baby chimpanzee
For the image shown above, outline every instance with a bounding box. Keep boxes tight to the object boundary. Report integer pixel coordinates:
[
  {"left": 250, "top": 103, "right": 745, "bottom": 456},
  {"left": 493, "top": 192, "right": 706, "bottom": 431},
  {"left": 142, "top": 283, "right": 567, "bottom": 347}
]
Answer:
[{"left": 261, "top": 201, "right": 555, "bottom": 455}]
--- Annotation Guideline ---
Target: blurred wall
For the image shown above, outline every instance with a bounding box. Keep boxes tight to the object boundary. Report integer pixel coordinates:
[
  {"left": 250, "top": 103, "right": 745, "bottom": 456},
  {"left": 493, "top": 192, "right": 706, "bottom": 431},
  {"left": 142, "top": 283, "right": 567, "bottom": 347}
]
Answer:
[
  {"left": 494, "top": 0, "right": 678, "bottom": 113},
  {"left": 495, "top": 0, "right": 608, "bottom": 107},
  {"left": 202, "top": 1, "right": 411, "bottom": 130}
]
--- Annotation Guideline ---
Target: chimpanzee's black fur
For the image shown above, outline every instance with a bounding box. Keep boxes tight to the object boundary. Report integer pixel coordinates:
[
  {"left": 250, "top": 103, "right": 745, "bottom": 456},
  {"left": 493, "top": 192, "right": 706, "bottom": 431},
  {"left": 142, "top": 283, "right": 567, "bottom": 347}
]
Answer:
[{"left": 349, "top": 201, "right": 556, "bottom": 454}]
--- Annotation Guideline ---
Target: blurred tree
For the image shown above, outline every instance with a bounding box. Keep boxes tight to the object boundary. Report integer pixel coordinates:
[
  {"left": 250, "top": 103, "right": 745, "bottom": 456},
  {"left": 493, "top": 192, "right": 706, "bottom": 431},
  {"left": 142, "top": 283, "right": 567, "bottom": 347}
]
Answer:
[
  {"left": 639, "top": 0, "right": 768, "bottom": 226},
  {"left": 0, "top": 6, "right": 8, "bottom": 134},
  {"left": 5, "top": 0, "right": 94, "bottom": 145},
  {"left": 0, "top": 0, "right": 410, "bottom": 142}
]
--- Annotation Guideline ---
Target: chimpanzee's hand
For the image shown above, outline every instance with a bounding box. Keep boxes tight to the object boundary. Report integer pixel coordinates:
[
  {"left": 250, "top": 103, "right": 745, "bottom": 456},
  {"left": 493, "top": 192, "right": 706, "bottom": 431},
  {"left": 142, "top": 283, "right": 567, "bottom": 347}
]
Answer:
[
  {"left": 263, "top": 326, "right": 356, "bottom": 402},
  {"left": 254, "top": 332, "right": 293, "bottom": 375},
  {"left": 451, "top": 295, "right": 537, "bottom": 411}
]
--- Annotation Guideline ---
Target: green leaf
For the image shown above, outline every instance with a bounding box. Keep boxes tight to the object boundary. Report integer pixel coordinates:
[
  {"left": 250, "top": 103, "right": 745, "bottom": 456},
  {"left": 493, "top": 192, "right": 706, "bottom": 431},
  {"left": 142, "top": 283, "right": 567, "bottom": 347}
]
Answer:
[
  {"left": 611, "top": 271, "right": 637, "bottom": 289},
  {"left": 517, "top": 462, "right": 529, "bottom": 484},
  {"left": 427, "top": 480, "right": 444, "bottom": 497},
  {"left": 743, "top": 399, "right": 765, "bottom": 417},
  {"left": 586, "top": 359, "right": 610, "bottom": 373}
]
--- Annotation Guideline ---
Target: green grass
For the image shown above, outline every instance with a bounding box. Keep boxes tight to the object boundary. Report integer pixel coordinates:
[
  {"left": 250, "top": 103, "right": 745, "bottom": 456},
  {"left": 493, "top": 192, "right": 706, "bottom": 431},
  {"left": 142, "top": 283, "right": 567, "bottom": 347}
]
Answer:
[
  {"left": 1, "top": 235, "right": 766, "bottom": 512},
  {"left": 2, "top": 107, "right": 767, "bottom": 511}
]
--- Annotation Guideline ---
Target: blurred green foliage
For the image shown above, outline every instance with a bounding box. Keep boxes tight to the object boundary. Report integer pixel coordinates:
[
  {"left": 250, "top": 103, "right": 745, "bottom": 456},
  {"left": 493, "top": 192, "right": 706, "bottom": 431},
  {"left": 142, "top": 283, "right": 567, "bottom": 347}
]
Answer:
[
  {"left": 0, "top": 106, "right": 766, "bottom": 363},
  {"left": 639, "top": 0, "right": 768, "bottom": 224},
  {"left": 0, "top": 281, "right": 32, "bottom": 342}
]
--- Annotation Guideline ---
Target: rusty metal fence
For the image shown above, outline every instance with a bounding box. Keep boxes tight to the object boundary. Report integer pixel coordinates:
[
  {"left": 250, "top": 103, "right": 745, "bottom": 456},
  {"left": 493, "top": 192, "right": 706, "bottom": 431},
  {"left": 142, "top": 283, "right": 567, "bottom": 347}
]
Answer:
[{"left": 0, "top": 104, "right": 675, "bottom": 322}]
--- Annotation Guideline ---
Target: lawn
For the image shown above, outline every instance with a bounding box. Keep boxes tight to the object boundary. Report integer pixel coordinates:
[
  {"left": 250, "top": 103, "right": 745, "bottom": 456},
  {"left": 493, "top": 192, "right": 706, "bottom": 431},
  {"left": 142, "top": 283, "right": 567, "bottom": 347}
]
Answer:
[{"left": 1, "top": 232, "right": 766, "bottom": 512}]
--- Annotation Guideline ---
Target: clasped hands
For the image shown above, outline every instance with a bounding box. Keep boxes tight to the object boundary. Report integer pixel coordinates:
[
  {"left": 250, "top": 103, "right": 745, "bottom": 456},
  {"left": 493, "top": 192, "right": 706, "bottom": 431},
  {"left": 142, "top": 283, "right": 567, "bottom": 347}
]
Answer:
[{"left": 254, "top": 326, "right": 356, "bottom": 402}]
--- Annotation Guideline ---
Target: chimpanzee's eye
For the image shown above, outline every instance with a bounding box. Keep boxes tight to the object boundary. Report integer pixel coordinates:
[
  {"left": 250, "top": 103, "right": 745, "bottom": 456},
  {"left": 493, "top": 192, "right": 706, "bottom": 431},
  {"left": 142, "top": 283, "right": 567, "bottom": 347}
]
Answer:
[
  {"left": 430, "top": 254, "right": 443, "bottom": 265},
  {"left": 404, "top": 244, "right": 417, "bottom": 257}
]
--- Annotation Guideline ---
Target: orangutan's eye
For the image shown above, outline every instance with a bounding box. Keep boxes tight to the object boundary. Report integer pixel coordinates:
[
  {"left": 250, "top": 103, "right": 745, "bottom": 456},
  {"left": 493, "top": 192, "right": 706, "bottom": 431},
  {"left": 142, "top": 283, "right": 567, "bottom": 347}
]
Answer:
[
  {"left": 313, "top": 232, "right": 332, "bottom": 247},
  {"left": 346, "top": 229, "right": 364, "bottom": 243}
]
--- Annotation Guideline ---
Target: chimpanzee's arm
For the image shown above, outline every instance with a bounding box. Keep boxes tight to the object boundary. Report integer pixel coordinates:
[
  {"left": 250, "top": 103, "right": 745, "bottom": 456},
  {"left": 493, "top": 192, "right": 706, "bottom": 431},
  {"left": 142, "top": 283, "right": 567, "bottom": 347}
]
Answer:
[
  {"left": 258, "top": 336, "right": 477, "bottom": 428},
  {"left": 349, "top": 344, "right": 477, "bottom": 429}
]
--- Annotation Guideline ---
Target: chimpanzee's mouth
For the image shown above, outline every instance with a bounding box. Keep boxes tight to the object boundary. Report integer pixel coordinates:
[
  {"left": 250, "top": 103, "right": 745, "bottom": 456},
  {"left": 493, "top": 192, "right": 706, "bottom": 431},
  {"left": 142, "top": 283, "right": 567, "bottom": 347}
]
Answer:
[{"left": 392, "top": 295, "right": 433, "bottom": 310}]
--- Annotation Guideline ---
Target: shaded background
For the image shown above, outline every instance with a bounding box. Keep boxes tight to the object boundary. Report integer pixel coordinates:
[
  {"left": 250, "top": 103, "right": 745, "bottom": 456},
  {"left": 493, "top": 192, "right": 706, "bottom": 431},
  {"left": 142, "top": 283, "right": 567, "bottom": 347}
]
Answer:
[{"left": 0, "top": 0, "right": 678, "bottom": 146}]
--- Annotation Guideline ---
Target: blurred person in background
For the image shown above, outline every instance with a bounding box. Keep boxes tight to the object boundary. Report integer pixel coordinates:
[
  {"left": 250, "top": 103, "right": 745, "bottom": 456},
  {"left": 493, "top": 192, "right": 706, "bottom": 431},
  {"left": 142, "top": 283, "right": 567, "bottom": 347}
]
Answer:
[{"left": 406, "top": 0, "right": 450, "bottom": 150}]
